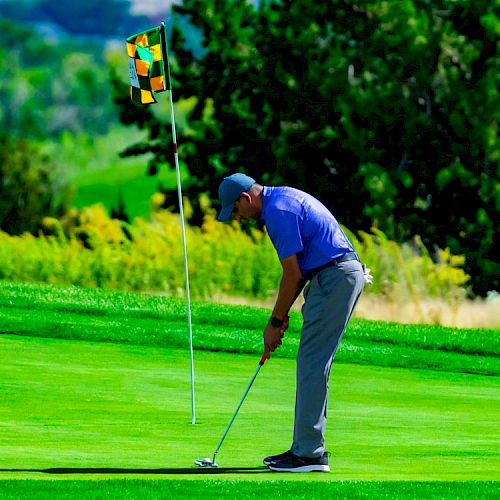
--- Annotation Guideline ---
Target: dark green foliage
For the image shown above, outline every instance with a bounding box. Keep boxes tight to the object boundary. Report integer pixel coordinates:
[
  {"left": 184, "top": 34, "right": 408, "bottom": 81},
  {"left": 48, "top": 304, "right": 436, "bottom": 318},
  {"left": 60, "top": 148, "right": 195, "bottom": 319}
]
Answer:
[
  {"left": 0, "top": 136, "right": 71, "bottom": 235},
  {"left": 114, "top": 0, "right": 499, "bottom": 296},
  {"left": 110, "top": 190, "right": 131, "bottom": 223}
]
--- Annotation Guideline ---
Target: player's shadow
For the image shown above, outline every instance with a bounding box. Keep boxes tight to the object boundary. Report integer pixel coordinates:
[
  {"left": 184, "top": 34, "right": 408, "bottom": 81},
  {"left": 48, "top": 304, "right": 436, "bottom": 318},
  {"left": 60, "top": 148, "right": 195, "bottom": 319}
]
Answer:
[{"left": 0, "top": 467, "right": 268, "bottom": 475}]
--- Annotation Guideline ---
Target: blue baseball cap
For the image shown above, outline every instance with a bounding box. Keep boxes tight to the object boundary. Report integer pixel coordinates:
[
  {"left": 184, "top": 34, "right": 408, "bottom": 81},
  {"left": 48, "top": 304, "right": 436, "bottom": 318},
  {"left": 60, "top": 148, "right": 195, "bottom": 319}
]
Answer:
[{"left": 217, "top": 173, "right": 256, "bottom": 222}]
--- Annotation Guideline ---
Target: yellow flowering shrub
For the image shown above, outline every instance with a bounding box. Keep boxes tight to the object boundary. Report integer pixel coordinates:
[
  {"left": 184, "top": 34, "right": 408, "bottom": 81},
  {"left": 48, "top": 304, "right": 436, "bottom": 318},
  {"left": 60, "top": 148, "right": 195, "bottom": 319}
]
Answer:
[{"left": 0, "top": 199, "right": 470, "bottom": 302}]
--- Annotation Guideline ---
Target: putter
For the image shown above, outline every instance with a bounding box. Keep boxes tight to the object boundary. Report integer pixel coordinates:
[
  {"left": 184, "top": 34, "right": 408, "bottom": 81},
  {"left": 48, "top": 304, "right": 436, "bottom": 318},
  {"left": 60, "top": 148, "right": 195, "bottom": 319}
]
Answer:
[{"left": 195, "top": 353, "right": 268, "bottom": 468}]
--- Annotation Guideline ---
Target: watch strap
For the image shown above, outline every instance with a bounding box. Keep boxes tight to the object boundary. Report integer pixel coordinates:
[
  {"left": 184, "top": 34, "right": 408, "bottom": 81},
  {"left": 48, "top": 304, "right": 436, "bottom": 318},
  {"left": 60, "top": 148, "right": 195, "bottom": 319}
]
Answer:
[{"left": 270, "top": 316, "right": 284, "bottom": 328}]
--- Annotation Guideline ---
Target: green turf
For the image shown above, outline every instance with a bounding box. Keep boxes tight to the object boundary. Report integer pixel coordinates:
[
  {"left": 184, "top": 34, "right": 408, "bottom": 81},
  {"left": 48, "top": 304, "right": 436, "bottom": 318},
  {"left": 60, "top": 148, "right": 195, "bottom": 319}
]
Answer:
[
  {"left": 0, "top": 281, "right": 498, "bottom": 376},
  {"left": 0, "top": 335, "right": 499, "bottom": 482},
  {"left": 0, "top": 479, "right": 499, "bottom": 499},
  {"left": 55, "top": 125, "right": 180, "bottom": 220},
  {"left": 1, "top": 281, "right": 499, "bottom": 497},
  {"left": 72, "top": 163, "right": 176, "bottom": 220}
]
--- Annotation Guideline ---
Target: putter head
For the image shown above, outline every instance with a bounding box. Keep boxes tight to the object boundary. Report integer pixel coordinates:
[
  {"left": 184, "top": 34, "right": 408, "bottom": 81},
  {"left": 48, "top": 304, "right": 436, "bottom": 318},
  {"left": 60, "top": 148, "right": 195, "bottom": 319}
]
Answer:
[{"left": 194, "top": 457, "right": 218, "bottom": 468}]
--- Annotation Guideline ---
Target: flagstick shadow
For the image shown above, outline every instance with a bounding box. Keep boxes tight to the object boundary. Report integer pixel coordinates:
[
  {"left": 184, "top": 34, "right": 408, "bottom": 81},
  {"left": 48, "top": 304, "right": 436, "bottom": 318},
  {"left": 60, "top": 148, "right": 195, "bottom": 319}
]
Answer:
[{"left": 0, "top": 467, "right": 268, "bottom": 475}]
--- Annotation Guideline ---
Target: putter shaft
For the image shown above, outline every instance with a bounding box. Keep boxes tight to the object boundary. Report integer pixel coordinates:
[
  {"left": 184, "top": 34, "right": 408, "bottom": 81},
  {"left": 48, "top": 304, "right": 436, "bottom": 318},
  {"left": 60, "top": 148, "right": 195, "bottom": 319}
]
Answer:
[{"left": 211, "top": 354, "right": 267, "bottom": 464}]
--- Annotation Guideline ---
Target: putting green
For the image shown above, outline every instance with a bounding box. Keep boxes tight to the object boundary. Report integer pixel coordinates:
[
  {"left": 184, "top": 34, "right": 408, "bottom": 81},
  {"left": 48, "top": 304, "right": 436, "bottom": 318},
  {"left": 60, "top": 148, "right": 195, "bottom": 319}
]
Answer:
[{"left": 0, "top": 335, "right": 499, "bottom": 481}]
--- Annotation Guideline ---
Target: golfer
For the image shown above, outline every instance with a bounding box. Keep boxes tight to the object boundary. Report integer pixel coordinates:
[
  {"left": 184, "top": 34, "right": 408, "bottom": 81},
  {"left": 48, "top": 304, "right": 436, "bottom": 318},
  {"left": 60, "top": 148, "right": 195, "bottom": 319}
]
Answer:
[{"left": 217, "top": 173, "right": 368, "bottom": 473}]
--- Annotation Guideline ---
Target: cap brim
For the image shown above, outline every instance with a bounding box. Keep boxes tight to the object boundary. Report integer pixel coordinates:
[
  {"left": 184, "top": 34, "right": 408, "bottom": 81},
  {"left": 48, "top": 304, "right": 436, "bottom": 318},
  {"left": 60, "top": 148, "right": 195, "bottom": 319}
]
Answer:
[{"left": 217, "top": 204, "right": 234, "bottom": 222}]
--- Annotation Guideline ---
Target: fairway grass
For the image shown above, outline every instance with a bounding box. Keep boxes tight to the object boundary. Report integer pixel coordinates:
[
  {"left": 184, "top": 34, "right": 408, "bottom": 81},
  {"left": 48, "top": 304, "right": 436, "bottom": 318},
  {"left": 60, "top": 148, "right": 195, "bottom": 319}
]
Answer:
[{"left": 1, "top": 335, "right": 499, "bottom": 483}]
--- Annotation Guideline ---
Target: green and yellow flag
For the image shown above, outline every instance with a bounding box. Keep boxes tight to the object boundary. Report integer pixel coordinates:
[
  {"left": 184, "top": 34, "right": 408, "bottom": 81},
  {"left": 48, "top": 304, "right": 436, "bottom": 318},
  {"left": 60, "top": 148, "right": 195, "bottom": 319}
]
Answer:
[{"left": 126, "top": 26, "right": 170, "bottom": 104}]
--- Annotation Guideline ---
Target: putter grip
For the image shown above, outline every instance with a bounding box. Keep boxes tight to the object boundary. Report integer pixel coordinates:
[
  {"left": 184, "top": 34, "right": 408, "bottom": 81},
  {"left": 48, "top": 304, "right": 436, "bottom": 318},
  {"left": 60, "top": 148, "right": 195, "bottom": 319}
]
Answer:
[{"left": 259, "top": 354, "right": 267, "bottom": 366}]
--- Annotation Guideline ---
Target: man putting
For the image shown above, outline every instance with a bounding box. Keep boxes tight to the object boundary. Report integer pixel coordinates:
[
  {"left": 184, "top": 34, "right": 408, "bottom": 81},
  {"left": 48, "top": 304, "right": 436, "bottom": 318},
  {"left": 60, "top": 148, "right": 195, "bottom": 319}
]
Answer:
[{"left": 217, "top": 173, "right": 367, "bottom": 473}]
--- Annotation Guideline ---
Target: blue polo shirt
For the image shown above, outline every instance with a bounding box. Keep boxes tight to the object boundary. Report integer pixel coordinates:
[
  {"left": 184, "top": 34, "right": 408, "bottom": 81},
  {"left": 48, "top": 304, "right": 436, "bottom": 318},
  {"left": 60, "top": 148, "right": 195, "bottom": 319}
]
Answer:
[{"left": 260, "top": 186, "right": 354, "bottom": 276}]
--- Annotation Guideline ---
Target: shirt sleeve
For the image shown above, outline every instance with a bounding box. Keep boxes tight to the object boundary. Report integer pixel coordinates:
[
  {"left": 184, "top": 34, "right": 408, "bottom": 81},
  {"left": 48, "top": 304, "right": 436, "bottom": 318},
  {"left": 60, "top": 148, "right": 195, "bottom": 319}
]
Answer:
[{"left": 265, "top": 210, "right": 304, "bottom": 260}]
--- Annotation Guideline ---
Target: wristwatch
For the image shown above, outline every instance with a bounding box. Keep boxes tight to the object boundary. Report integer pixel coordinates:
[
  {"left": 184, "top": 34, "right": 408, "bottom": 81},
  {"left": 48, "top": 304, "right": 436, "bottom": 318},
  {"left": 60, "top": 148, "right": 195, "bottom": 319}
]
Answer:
[{"left": 269, "top": 316, "right": 284, "bottom": 328}]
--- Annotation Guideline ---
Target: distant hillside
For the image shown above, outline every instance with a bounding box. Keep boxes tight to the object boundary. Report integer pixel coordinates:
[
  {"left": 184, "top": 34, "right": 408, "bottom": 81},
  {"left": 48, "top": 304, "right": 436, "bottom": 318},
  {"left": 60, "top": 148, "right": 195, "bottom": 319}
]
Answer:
[
  {"left": 130, "top": 0, "right": 180, "bottom": 17},
  {"left": 0, "top": 0, "right": 203, "bottom": 56},
  {"left": 0, "top": 0, "right": 152, "bottom": 37}
]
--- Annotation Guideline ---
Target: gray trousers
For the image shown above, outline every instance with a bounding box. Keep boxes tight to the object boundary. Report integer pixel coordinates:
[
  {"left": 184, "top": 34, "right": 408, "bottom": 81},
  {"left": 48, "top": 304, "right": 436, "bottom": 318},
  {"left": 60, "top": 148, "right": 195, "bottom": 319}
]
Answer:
[{"left": 291, "top": 260, "right": 364, "bottom": 458}]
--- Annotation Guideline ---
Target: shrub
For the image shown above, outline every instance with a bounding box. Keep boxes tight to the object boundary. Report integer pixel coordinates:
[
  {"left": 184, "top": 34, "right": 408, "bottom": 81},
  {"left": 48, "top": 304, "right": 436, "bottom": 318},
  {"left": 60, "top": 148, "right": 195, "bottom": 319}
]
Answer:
[{"left": 0, "top": 199, "right": 470, "bottom": 303}]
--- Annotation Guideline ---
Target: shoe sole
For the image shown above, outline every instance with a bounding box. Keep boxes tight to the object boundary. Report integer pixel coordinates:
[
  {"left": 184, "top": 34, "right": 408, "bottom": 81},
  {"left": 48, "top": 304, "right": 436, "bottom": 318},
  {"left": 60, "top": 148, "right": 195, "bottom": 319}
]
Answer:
[{"left": 268, "top": 464, "right": 330, "bottom": 473}]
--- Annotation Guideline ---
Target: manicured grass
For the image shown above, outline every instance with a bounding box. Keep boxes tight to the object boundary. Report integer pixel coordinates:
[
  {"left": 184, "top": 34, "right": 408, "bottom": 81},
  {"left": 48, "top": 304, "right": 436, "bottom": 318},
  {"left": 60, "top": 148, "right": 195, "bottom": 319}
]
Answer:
[
  {"left": 0, "top": 336, "right": 499, "bottom": 483},
  {"left": 0, "top": 281, "right": 498, "bottom": 376},
  {"left": 0, "top": 479, "right": 499, "bottom": 499},
  {"left": 1, "top": 280, "right": 499, "bottom": 497}
]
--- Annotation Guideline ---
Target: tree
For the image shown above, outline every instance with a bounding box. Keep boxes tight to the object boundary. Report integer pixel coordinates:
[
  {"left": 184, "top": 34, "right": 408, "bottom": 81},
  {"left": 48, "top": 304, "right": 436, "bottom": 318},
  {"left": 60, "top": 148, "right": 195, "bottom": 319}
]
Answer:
[
  {"left": 0, "top": 135, "right": 71, "bottom": 235},
  {"left": 114, "top": 0, "right": 499, "bottom": 295}
]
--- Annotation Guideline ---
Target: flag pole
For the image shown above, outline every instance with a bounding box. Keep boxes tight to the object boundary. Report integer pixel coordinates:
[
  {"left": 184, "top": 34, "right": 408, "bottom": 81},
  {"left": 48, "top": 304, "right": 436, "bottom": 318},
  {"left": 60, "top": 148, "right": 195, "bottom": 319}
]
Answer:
[{"left": 160, "top": 21, "right": 196, "bottom": 425}]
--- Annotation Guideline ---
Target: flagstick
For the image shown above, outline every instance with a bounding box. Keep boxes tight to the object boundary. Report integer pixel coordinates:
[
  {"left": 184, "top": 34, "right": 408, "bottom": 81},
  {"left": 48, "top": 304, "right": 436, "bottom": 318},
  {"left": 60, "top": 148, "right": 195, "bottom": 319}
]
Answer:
[
  {"left": 170, "top": 95, "right": 196, "bottom": 426},
  {"left": 161, "top": 22, "right": 196, "bottom": 425}
]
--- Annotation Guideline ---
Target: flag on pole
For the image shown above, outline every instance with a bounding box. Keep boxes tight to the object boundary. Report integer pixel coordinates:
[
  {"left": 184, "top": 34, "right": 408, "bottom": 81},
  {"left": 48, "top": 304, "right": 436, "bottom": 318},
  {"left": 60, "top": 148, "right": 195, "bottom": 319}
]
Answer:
[
  {"left": 126, "top": 26, "right": 169, "bottom": 104},
  {"left": 125, "top": 23, "right": 197, "bottom": 425}
]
